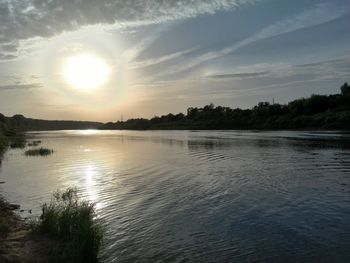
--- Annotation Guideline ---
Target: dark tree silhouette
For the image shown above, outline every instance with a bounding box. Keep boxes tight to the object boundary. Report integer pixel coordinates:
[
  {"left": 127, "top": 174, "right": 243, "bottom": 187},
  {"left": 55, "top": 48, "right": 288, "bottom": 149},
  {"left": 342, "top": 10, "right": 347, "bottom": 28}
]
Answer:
[
  {"left": 98, "top": 82, "right": 350, "bottom": 130},
  {"left": 341, "top": 82, "right": 350, "bottom": 96}
]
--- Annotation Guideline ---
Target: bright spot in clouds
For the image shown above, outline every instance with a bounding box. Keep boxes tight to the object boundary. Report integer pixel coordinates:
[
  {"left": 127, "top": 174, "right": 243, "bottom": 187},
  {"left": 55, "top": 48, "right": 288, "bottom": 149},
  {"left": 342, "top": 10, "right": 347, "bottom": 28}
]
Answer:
[{"left": 63, "top": 53, "right": 110, "bottom": 91}]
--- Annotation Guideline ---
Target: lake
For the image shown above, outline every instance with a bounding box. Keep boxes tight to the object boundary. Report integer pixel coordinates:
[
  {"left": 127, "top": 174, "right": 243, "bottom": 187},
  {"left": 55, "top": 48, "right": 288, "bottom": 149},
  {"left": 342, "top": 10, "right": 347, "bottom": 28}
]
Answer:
[{"left": 1, "top": 130, "right": 350, "bottom": 262}]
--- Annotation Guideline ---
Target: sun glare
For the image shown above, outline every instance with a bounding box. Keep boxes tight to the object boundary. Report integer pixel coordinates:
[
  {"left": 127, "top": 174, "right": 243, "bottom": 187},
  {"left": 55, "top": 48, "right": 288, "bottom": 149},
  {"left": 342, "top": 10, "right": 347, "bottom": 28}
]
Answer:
[{"left": 63, "top": 53, "right": 110, "bottom": 91}]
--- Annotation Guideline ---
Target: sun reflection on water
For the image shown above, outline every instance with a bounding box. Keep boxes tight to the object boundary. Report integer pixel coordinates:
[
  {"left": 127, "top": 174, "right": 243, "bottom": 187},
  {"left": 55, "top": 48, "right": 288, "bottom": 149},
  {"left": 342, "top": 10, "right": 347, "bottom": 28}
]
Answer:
[
  {"left": 80, "top": 129, "right": 99, "bottom": 135},
  {"left": 83, "top": 164, "right": 103, "bottom": 210}
]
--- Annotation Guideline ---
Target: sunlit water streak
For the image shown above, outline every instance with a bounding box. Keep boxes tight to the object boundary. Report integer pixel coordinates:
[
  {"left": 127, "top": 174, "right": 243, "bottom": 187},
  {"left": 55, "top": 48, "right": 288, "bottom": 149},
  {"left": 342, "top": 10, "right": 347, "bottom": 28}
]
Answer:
[{"left": 0, "top": 130, "right": 350, "bottom": 262}]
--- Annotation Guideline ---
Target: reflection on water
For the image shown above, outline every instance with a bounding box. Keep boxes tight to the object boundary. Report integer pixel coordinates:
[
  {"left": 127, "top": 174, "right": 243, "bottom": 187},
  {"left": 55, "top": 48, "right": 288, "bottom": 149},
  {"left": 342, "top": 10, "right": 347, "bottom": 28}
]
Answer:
[{"left": 0, "top": 130, "right": 350, "bottom": 262}]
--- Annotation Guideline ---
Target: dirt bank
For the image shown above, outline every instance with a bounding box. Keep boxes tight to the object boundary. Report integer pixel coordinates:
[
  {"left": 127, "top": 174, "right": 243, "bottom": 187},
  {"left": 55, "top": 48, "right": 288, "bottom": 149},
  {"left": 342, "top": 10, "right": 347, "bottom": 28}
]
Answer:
[{"left": 0, "top": 198, "right": 55, "bottom": 263}]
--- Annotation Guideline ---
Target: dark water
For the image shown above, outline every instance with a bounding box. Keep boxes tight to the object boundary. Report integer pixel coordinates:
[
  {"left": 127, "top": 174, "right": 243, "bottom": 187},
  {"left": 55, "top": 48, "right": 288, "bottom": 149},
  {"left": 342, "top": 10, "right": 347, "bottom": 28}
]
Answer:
[{"left": 1, "top": 130, "right": 350, "bottom": 262}]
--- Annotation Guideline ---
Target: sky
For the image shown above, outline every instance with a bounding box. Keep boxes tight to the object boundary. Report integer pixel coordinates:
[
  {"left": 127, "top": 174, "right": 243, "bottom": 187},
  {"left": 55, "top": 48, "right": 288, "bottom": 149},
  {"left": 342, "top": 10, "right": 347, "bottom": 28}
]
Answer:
[{"left": 0, "top": 0, "right": 349, "bottom": 122}]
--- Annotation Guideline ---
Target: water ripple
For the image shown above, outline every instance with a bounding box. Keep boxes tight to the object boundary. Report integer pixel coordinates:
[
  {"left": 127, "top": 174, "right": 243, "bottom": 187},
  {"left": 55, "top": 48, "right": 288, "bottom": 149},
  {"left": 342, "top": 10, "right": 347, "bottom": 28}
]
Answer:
[{"left": 1, "top": 130, "right": 350, "bottom": 262}]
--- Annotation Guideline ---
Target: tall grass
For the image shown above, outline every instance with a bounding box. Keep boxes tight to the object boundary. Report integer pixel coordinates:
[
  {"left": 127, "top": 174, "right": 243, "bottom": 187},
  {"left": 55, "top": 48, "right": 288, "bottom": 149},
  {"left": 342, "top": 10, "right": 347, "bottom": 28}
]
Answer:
[{"left": 32, "top": 188, "right": 104, "bottom": 263}]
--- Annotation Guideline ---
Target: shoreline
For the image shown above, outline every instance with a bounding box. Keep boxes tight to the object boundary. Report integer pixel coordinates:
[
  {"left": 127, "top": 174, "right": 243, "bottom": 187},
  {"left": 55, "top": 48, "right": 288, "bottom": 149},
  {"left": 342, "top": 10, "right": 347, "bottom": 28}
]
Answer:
[
  {"left": 0, "top": 196, "right": 55, "bottom": 263},
  {"left": 1, "top": 124, "right": 103, "bottom": 262}
]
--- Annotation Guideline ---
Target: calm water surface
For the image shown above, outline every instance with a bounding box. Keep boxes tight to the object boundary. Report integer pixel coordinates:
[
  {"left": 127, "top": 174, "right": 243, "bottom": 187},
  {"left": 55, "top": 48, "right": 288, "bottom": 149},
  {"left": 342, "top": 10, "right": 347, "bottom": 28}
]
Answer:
[{"left": 1, "top": 130, "right": 350, "bottom": 262}]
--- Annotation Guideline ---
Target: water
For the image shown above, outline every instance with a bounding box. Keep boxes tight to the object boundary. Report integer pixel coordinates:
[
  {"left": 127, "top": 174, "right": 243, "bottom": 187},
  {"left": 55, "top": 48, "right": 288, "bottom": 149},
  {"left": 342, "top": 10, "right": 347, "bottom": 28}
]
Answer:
[{"left": 1, "top": 130, "right": 350, "bottom": 262}]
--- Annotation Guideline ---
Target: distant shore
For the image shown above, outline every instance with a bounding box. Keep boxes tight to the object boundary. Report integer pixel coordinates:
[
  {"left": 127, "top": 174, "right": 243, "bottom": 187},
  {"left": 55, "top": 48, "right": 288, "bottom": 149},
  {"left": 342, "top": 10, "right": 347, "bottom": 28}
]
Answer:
[{"left": 3, "top": 82, "right": 349, "bottom": 132}]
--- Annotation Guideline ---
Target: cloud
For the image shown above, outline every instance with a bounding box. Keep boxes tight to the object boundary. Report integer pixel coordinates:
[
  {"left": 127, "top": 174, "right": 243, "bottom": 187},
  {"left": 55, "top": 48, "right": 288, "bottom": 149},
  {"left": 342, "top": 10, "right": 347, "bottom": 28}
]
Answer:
[
  {"left": 0, "top": 53, "right": 17, "bottom": 60},
  {"left": 248, "top": 2, "right": 349, "bottom": 43},
  {"left": 0, "top": 42, "right": 18, "bottom": 52},
  {"left": 207, "top": 71, "right": 269, "bottom": 79},
  {"left": 129, "top": 47, "right": 198, "bottom": 69},
  {"left": 292, "top": 57, "right": 350, "bottom": 79},
  {"left": 152, "top": 1, "right": 350, "bottom": 79},
  {"left": 294, "top": 57, "right": 350, "bottom": 69},
  {"left": 0, "top": 0, "right": 257, "bottom": 59},
  {"left": 0, "top": 83, "right": 42, "bottom": 91},
  {"left": 138, "top": 57, "right": 350, "bottom": 102}
]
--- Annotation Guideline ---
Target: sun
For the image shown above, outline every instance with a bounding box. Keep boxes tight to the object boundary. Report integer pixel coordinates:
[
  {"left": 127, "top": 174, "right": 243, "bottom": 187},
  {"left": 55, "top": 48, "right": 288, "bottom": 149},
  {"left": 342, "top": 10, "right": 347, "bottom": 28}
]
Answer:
[{"left": 63, "top": 53, "right": 110, "bottom": 91}]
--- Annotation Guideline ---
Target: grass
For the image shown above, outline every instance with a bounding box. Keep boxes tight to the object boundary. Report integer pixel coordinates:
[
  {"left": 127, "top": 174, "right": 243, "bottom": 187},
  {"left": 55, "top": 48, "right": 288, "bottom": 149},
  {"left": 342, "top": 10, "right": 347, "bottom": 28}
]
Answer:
[
  {"left": 31, "top": 188, "right": 104, "bottom": 263},
  {"left": 25, "top": 147, "right": 54, "bottom": 156}
]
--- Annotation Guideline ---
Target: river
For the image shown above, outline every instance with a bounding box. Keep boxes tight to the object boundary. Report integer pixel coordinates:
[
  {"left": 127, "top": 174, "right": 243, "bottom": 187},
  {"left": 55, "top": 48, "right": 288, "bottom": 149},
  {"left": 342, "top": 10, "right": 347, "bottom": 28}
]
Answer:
[{"left": 0, "top": 130, "right": 350, "bottom": 262}]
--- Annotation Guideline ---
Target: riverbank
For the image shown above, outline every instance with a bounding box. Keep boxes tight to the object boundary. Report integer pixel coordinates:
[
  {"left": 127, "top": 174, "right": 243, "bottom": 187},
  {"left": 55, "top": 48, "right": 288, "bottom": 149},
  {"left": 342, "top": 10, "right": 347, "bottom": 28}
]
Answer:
[
  {"left": 1, "top": 127, "right": 58, "bottom": 262},
  {"left": 0, "top": 197, "right": 55, "bottom": 263},
  {"left": 0, "top": 189, "right": 103, "bottom": 263}
]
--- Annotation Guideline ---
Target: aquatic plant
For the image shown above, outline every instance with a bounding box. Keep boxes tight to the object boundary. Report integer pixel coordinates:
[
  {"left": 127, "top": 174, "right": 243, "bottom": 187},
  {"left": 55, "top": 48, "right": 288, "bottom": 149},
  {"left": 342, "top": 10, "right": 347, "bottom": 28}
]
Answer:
[
  {"left": 25, "top": 147, "right": 53, "bottom": 156},
  {"left": 27, "top": 140, "right": 42, "bottom": 147},
  {"left": 31, "top": 188, "right": 103, "bottom": 263}
]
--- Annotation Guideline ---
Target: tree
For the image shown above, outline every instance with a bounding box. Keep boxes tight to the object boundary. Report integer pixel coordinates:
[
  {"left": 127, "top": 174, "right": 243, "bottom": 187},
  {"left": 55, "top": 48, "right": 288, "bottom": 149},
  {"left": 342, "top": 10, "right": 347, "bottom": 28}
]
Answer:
[
  {"left": 303, "top": 95, "right": 329, "bottom": 114},
  {"left": 341, "top": 82, "right": 350, "bottom": 96},
  {"left": 288, "top": 99, "right": 305, "bottom": 115},
  {"left": 187, "top": 107, "right": 198, "bottom": 119}
]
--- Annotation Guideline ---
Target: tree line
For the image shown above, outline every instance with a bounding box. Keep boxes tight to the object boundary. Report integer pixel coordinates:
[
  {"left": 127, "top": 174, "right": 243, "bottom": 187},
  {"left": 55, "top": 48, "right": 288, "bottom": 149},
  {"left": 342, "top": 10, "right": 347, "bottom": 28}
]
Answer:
[
  {"left": 101, "top": 82, "right": 350, "bottom": 130},
  {"left": 3, "top": 114, "right": 102, "bottom": 131}
]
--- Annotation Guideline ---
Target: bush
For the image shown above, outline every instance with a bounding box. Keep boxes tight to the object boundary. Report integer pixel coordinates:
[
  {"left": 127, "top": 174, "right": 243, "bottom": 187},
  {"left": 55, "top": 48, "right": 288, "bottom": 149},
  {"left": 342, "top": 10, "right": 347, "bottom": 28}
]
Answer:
[{"left": 32, "top": 188, "right": 103, "bottom": 263}]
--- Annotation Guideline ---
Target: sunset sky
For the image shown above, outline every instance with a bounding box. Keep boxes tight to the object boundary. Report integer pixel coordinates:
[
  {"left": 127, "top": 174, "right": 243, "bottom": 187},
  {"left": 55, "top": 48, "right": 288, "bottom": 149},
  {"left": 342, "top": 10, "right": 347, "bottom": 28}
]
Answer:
[{"left": 0, "top": 0, "right": 349, "bottom": 122}]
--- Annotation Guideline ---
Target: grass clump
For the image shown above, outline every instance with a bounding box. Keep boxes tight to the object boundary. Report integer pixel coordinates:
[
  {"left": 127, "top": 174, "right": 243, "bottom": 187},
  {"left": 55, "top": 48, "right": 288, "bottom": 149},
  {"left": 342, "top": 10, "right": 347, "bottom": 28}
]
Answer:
[
  {"left": 32, "top": 188, "right": 103, "bottom": 263},
  {"left": 25, "top": 147, "right": 53, "bottom": 156}
]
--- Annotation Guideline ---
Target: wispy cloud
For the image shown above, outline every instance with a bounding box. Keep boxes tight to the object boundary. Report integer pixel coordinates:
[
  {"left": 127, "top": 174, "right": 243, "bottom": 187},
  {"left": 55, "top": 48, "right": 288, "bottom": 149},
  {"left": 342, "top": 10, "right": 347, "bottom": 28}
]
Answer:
[
  {"left": 0, "top": 53, "right": 17, "bottom": 60},
  {"left": 0, "top": 0, "right": 258, "bottom": 59},
  {"left": 294, "top": 57, "right": 350, "bottom": 69},
  {"left": 153, "top": 1, "right": 350, "bottom": 79},
  {"left": 0, "top": 83, "right": 42, "bottom": 91},
  {"left": 211, "top": 57, "right": 350, "bottom": 81},
  {"left": 135, "top": 56, "right": 350, "bottom": 104},
  {"left": 207, "top": 71, "right": 269, "bottom": 79},
  {"left": 121, "top": 25, "right": 170, "bottom": 61},
  {"left": 247, "top": 2, "right": 349, "bottom": 43},
  {"left": 130, "top": 47, "right": 198, "bottom": 69}
]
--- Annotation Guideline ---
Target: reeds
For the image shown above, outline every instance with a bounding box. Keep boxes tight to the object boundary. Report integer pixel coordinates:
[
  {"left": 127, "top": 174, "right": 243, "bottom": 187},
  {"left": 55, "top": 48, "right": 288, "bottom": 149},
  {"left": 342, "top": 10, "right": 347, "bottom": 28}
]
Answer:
[{"left": 31, "top": 188, "right": 103, "bottom": 263}]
